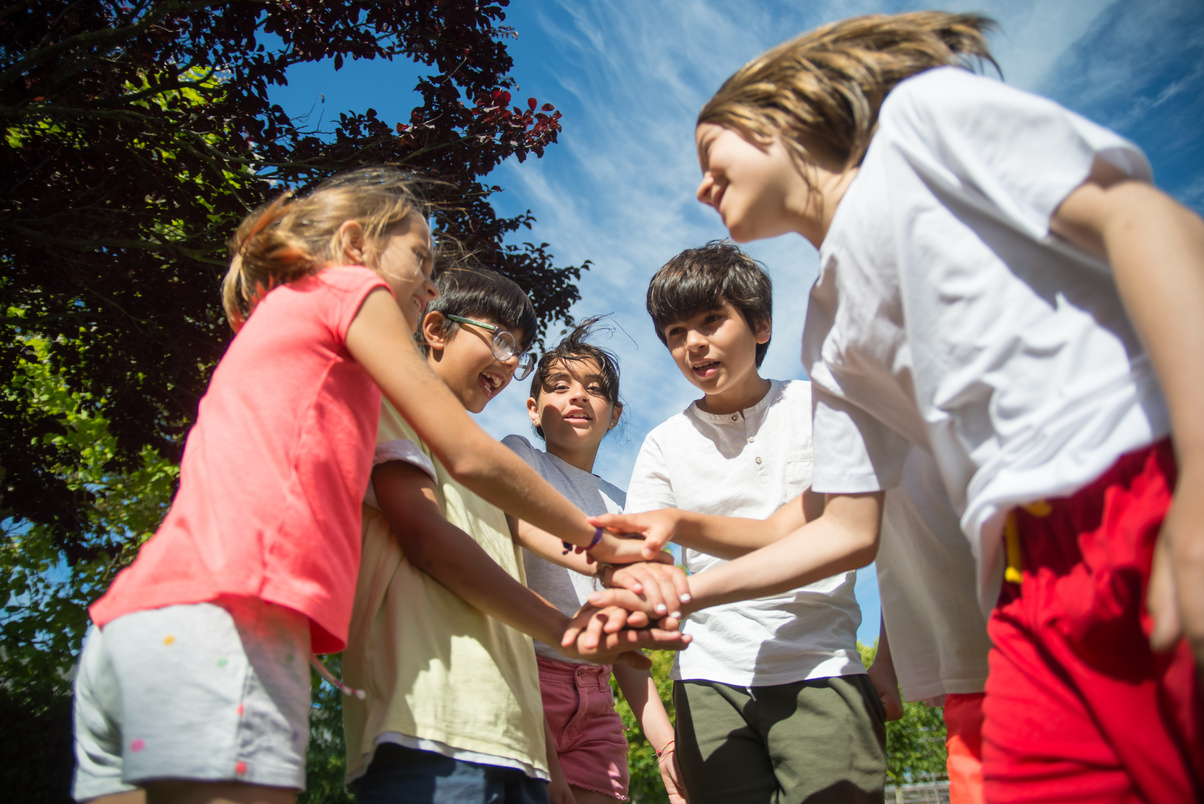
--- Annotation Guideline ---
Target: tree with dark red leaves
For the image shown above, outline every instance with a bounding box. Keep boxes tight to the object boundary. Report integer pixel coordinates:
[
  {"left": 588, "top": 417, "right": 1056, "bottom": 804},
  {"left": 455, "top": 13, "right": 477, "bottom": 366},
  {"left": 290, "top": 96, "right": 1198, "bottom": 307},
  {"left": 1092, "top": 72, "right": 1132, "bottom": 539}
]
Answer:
[{"left": 1, "top": 0, "right": 585, "bottom": 560}]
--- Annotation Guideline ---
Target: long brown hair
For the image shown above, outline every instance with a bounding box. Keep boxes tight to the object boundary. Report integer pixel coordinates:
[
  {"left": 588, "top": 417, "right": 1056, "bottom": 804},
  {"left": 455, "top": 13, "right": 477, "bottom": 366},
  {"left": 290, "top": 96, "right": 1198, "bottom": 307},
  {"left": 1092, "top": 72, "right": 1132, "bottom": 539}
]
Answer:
[
  {"left": 222, "top": 167, "right": 433, "bottom": 330},
  {"left": 699, "top": 12, "right": 997, "bottom": 176}
]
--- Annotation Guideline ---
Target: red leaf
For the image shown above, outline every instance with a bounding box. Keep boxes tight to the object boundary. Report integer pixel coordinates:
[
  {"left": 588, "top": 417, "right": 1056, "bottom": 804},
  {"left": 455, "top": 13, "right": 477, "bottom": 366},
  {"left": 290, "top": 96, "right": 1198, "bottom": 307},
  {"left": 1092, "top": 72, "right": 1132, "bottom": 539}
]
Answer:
[{"left": 528, "top": 97, "right": 537, "bottom": 110}]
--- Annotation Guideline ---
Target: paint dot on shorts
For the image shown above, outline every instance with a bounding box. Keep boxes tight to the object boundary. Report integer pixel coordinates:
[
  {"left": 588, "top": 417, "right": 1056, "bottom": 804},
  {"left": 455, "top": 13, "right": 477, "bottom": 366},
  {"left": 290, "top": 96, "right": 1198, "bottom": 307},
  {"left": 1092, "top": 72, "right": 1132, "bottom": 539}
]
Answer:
[
  {"left": 236, "top": 703, "right": 245, "bottom": 716},
  {"left": 163, "top": 635, "right": 175, "bottom": 646},
  {"left": 217, "top": 657, "right": 227, "bottom": 668},
  {"left": 235, "top": 761, "right": 248, "bottom": 776},
  {"left": 130, "top": 738, "right": 145, "bottom": 752}
]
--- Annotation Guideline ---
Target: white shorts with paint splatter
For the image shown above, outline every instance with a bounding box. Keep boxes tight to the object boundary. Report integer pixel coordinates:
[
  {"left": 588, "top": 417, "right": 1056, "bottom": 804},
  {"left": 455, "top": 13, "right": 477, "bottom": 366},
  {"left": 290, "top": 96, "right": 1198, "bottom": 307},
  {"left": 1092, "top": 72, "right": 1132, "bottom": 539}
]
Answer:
[{"left": 71, "top": 596, "right": 312, "bottom": 800}]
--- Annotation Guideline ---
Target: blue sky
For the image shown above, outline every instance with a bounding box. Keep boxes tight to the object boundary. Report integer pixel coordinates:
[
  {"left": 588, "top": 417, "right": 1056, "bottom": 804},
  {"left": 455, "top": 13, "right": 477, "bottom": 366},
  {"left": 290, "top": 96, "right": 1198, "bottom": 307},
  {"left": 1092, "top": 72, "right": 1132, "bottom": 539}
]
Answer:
[{"left": 271, "top": 0, "right": 1204, "bottom": 643}]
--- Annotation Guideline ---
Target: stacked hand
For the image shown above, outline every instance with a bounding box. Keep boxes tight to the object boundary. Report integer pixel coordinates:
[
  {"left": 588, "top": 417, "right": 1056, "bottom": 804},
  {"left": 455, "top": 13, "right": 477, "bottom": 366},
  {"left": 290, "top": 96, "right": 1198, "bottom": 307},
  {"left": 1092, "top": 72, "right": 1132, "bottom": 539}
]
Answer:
[{"left": 561, "top": 559, "right": 692, "bottom": 664}]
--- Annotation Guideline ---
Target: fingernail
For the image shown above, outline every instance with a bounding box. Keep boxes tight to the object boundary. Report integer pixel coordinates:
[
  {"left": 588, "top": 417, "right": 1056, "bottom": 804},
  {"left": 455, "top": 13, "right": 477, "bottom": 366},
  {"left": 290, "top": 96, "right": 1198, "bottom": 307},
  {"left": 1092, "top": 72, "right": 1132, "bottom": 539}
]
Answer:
[
  {"left": 670, "top": 610, "right": 681, "bottom": 619},
  {"left": 655, "top": 604, "right": 667, "bottom": 614},
  {"left": 680, "top": 593, "right": 692, "bottom": 603}
]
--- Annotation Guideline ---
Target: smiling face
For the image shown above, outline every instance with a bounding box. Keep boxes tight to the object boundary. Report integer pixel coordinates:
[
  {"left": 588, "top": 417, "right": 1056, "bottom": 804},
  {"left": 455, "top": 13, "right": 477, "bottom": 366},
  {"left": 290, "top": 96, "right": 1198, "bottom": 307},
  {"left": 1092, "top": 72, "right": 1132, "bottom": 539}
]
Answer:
[
  {"left": 695, "top": 123, "right": 855, "bottom": 248},
  {"left": 528, "top": 357, "right": 620, "bottom": 468},
  {"left": 370, "top": 212, "right": 438, "bottom": 333},
  {"left": 663, "top": 301, "right": 771, "bottom": 414},
  {"left": 423, "top": 312, "right": 521, "bottom": 414}
]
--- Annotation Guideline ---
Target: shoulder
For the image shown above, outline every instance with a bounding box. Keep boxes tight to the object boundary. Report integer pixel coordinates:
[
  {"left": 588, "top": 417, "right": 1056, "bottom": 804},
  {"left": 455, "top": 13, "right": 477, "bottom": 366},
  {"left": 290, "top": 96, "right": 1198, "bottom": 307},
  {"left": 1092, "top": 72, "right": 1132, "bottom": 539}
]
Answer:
[
  {"left": 773, "top": 379, "right": 812, "bottom": 406},
  {"left": 881, "top": 67, "right": 992, "bottom": 119},
  {"left": 303, "top": 264, "right": 389, "bottom": 294},
  {"left": 502, "top": 433, "right": 536, "bottom": 454},
  {"left": 640, "top": 409, "right": 696, "bottom": 450},
  {"left": 501, "top": 433, "right": 543, "bottom": 469}
]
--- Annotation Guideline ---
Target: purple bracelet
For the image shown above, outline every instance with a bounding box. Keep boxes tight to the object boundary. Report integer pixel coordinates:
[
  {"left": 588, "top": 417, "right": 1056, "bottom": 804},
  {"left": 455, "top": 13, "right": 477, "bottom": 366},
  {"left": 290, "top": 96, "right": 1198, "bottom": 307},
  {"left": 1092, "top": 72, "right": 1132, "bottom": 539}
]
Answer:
[{"left": 562, "top": 526, "right": 604, "bottom": 555}]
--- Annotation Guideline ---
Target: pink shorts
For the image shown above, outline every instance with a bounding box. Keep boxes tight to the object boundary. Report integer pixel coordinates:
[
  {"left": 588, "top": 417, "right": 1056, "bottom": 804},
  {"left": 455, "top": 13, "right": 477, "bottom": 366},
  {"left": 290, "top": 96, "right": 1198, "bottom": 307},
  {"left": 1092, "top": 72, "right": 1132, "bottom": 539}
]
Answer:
[{"left": 538, "top": 656, "right": 629, "bottom": 801}]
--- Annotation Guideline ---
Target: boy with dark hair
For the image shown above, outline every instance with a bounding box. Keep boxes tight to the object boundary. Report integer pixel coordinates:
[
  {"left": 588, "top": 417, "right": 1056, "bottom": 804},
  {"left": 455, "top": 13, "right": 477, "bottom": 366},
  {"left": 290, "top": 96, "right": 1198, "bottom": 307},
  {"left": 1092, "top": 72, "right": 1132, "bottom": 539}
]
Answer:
[
  {"left": 343, "top": 268, "right": 683, "bottom": 803},
  {"left": 625, "top": 242, "right": 887, "bottom": 804}
]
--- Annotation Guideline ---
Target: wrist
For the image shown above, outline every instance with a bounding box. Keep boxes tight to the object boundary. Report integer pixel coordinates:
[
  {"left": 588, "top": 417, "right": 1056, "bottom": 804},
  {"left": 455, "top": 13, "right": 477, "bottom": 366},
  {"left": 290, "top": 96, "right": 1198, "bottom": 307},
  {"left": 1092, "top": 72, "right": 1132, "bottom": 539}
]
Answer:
[{"left": 563, "top": 526, "right": 603, "bottom": 555}]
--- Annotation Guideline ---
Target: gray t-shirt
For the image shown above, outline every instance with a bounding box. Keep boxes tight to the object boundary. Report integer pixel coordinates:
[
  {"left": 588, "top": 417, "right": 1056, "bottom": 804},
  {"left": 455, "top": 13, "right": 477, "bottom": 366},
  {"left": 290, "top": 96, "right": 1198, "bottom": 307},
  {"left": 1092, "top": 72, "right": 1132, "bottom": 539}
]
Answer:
[{"left": 502, "top": 434, "right": 626, "bottom": 663}]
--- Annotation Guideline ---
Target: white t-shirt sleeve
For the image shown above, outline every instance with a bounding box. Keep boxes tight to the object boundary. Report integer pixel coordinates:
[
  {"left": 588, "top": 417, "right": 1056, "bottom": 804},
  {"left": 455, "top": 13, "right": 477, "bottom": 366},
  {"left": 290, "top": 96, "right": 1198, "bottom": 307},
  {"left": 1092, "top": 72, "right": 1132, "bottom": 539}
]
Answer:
[
  {"left": 624, "top": 431, "right": 677, "bottom": 514},
  {"left": 810, "top": 385, "right": 909, "bottom": 494},
  {"left": 885, "top": 67, "right": 1151, "bottom": 241}
]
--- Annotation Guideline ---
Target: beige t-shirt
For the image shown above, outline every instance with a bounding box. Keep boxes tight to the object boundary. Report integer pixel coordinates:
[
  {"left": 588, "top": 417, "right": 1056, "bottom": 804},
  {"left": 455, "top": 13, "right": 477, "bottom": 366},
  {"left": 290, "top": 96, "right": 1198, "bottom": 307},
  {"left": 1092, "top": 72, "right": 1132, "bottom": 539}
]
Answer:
[{"left": 342, "top": 402, "right": 547, "bottom": 782}]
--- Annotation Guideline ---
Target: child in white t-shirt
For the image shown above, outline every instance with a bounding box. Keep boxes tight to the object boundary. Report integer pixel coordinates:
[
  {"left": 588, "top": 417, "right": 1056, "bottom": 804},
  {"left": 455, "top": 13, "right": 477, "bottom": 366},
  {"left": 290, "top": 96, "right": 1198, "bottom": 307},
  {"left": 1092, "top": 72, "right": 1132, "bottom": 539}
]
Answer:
[
  {"left": 624, "top": 242, "right": 885, "bottom": 804},
  {"left": 592, "top": 12, "right": 1204, "bottom": 803}
]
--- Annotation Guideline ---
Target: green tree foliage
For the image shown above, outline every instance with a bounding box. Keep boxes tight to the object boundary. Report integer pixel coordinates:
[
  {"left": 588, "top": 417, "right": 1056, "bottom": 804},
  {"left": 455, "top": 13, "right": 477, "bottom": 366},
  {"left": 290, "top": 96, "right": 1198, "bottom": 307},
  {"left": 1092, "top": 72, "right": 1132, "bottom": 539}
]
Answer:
[
  {"left": 2, "top": 3, "right": 584, "bottom": 797},
  {"left": 1, "top": 0, "right": 586, "bottom": 554},
  {"left": 613, "top": 649, "right": 678, "bottom": 803},
  {"left": 859, "top": 642, "right": 949, "bottom": 786}
]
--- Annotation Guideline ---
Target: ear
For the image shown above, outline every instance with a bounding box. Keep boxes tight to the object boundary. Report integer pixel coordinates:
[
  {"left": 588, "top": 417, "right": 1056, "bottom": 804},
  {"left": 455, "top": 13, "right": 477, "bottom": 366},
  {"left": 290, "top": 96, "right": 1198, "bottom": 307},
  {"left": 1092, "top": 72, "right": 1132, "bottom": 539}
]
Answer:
[
  {"left": 336, "top": 220, "right": 366, "bottom": 265},
  {"left": 754, "top": 317, "right": 772, "bottom": 345},
  {"left": 422, "top": 310, "right": 450, "bottom": 352},
  {"left": 609, "top": 403, "right": 623, "bottom": 430},
  {"left": 526, "top": 396, "right": 541, "bottom": 429}
]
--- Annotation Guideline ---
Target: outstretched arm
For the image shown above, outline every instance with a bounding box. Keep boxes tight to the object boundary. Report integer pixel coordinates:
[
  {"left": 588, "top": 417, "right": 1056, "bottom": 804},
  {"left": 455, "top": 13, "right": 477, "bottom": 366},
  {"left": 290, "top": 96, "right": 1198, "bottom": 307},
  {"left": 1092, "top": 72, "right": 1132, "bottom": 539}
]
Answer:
[
  {"left": 1052, "top": 159, "right": 1204, "bottom": 665},
  {"left": 511, "top": 514, "right": 688, "bottom": 618},
  {"left": 373, "top": 460, "right": 686, "bottom": 666},
  {"left": 350, "top": 290, "right": 624, "bottom": 558},
  {"left": 592, "top": 489, "right": 825, "bottom": 561},
  {"left": 585, "top": 492, "right": 883, "bottom": 623}
]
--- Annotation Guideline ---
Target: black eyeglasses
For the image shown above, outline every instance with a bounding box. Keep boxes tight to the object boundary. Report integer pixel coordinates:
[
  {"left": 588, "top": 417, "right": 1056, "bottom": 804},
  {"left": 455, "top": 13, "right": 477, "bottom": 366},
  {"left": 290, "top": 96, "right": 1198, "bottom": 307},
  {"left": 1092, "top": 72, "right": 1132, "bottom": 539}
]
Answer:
[{"left": 445, "top": 315, "right": 536, "bottom": 380}]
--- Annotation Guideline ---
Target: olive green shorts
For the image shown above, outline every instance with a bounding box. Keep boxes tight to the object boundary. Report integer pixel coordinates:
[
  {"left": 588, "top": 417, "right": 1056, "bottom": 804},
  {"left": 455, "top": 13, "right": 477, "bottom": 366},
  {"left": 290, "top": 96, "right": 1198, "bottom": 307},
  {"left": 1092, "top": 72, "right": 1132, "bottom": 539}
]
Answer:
[{"left": 673, "top": 674, "right": 886, "bottom": 804}]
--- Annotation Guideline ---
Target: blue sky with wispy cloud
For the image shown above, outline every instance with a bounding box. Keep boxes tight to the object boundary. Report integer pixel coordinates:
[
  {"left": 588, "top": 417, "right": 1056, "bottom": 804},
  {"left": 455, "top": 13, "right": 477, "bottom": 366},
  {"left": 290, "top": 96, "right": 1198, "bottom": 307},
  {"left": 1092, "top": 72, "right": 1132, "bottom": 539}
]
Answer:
[{"left": 271, "top": 0, "right": 1204, "bottom": 641}]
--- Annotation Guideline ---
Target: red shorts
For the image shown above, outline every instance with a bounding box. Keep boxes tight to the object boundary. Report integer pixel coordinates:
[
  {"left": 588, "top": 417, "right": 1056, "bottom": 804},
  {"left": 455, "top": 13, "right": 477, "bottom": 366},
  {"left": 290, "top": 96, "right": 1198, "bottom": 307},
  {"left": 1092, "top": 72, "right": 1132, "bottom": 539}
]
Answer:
[
  {"left": 538, "top": 657, "right": 629, "bottom": 801},
  {"left": 982, "top": 440, "right": 1203, "bottom": 804}
]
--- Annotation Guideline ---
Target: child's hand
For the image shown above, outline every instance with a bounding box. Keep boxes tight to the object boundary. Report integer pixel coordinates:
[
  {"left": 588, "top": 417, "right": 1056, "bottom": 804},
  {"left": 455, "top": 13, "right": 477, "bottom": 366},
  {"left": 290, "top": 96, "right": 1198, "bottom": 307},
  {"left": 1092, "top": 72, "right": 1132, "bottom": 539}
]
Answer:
[
  {"left": 657, "top": 745, "right": 689, "bottom": 804},
  {"left": 598, "top": 561, "right": 691, "bottom": 620},
  {"left": 591, "top": 509, "right": 682, "bottom": 560},
  {"left": 585, "top": 587, "right": 690, "bottom": 631},
  {"left": 586, "top": 529, "right": 659, "bottom": 565},
  {"left": 560, "top": 604, "right": 689, "bottom": 666},
  {"left": 1148, "top": 482, "right": 1204, "bottom": 670}
]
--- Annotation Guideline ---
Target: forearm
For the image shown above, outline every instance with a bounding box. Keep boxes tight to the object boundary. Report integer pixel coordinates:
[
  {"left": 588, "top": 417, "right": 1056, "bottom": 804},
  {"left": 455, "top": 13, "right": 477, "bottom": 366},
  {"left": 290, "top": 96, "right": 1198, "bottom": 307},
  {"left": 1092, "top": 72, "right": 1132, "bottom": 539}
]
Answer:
[
  {"left": 613, "top": 665, "right": 675, "bottom": 749},
  {"left": 346, "top": 292, "right": 595, "bottom": 547},
  {"left": 682, "top": 492, "right": 882, "bottom": 615},
  {"left": 513, "top": 516, "right": 599, "bottom": 576},
  {"left": 669, "top": 490, "right": 817, "bottom": 558},
  {"left": 405, "top": 520, "right": 568, "bottom": 645}
]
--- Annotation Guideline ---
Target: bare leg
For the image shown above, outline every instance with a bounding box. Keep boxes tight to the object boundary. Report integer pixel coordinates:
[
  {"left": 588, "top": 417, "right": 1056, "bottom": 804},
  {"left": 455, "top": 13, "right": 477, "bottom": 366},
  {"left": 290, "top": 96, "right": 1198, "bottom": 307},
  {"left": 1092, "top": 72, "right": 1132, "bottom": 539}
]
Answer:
[
  {"left": 84, "top": 791, "right": 146, "bottom": 804},
  {"left": 569, "top": 785, "right": 623, "bottom": 804},
  {"left": 144, "top": 781, "right": 296, "bottom": 804}
]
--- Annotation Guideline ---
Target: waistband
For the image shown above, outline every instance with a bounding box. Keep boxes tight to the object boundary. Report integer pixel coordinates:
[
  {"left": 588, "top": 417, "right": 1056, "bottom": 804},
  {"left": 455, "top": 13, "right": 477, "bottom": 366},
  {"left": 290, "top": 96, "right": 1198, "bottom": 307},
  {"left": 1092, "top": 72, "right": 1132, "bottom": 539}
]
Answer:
[{"left": 537, "top": 656, "right": 613, "bottom": 689}]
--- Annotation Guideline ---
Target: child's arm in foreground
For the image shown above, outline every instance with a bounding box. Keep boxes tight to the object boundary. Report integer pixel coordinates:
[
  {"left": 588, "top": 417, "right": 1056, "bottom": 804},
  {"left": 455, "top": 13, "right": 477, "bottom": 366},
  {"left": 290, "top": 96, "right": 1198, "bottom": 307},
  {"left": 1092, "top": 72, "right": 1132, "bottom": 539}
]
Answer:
[
  {"left": 373, "top": 460, "right": 688, "bottom": 666},
  {"left": 592, "top": 489, "right": 825, "bottom": 560},
  {"left": 1051, "top": 159, "right": 1204, "bottom": 662},
  {"left": 582, "top": 492, "right": 883, "bottom": 622},
  {"left": 612, "top": 665, "right": 688, "bottom": 804},
  {"left": 511, "top": 515, "right": 691, "bottom": 618},
  {"left": 349, "top": 291, "right": 626, "bottom": 560}
]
